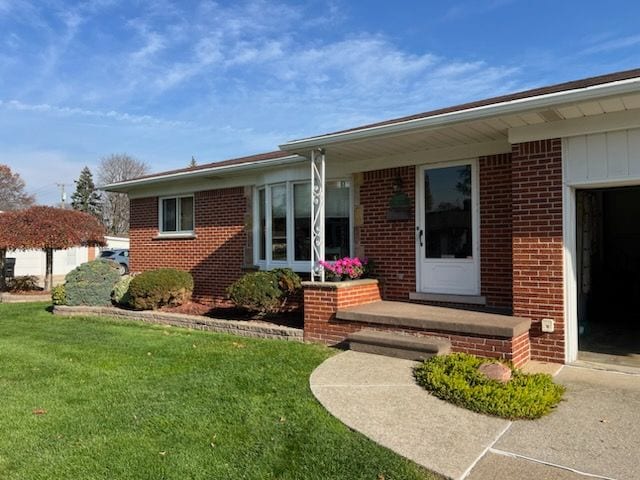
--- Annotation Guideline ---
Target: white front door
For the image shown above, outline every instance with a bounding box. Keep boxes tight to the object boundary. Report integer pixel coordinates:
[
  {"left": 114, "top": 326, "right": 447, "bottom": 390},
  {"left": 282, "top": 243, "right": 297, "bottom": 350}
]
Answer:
[{"left": 416, "top": 160, "right": 480, "bottom": 295}]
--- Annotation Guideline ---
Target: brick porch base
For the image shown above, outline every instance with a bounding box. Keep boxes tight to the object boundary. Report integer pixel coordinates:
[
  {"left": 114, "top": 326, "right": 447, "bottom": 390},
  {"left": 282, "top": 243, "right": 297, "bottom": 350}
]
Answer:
[{"left": 303, "top": 279, "right": 531, "bottom": 367}]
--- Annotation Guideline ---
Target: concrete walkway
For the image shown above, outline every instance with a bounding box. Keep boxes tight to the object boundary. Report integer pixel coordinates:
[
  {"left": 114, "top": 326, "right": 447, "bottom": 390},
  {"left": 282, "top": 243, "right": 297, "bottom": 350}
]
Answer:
[{"left": 310, "top": 351, "right": 640, "bottom": 480}]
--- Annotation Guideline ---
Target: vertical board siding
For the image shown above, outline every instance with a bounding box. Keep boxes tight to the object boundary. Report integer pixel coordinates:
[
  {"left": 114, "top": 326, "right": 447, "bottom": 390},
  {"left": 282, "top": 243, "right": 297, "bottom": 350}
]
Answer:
[{"left": 565, "top": 128, "right": 640, "bottom": 184}]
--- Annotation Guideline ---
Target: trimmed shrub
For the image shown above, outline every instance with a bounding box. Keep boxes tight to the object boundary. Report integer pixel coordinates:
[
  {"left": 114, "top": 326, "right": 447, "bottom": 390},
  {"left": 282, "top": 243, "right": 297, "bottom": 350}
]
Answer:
[
  {"left": 414, "top": 353, "right": 565, "bottom": 420},
  {"left": 65, "top": 260, "right": 122, "bottom": 306},
  {"left": 271, "top": 268, "right": 302, "bottom": 295},
  {"left": 227, "top": 268, "right": 301, "bottom": 314},
  {"left": 111, "top": 275, "right": 133, "bottom": 306},
  {"left": 227, "top": 271, "right": 281, "bottom": 313},
  {"left": 128, "top": 268, "right": 193, "bottom": 310},
  {"left": 6, "top": 275, "right": 41, "bottom": 292},
  {"left": 51, "top": 284, "right": 67, "bottom": 305}
]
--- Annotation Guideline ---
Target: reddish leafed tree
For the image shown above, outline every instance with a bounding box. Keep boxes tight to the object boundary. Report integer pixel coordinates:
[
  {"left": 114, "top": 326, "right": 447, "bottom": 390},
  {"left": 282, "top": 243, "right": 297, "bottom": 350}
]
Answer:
[{"left": 0, "top": 206, "right": 106, "bottom": 291}]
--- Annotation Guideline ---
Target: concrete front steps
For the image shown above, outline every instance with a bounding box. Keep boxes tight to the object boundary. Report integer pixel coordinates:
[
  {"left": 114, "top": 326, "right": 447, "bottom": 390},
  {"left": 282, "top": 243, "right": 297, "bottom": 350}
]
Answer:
[
  {"left": 348, "top": 329, "right": 451, "bottom": 361},
  {"left": 337, "top": 300, "right": 532, "bottom": 367}
]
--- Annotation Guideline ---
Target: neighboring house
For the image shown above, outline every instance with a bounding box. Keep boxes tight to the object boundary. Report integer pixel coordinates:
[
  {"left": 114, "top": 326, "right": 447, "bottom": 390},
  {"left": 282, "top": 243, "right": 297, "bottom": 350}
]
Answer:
[
  {"left": 8, "top": 236, "right": 130, "bottom": 279},
  {"left": 105, "top": 68, "right": 640, "bottom": 366}
]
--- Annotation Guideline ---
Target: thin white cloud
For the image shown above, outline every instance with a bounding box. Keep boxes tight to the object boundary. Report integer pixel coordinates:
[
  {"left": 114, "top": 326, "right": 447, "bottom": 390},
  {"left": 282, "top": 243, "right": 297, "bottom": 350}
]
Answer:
[
  {"left": 0, "top": 99, "right": 187, "bottom": 127},
  {"left": 130, "top": 31, "right": 166, "bottom": 62},
  {"left": 580, "top": 34, "right": 640, "bottom": 55},
  {"left": 442, "top": 0, "right": 515, "bottom": 21}
]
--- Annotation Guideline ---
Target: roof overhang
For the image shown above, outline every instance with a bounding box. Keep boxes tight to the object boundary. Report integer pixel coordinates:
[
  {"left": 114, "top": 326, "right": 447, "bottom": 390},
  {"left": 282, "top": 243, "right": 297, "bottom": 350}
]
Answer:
[
  {"left": 102, "top": 154, "right": 306, "bottom": 193},
  {"left": 280, "top": 76, "right": 640, "bottom": 151}
]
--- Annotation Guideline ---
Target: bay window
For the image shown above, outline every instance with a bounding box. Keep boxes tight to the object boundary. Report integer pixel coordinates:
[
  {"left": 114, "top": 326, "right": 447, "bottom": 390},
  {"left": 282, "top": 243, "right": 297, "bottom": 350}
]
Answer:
[{"left": 255, "top": 180, "right": 351, "bottom": 270}]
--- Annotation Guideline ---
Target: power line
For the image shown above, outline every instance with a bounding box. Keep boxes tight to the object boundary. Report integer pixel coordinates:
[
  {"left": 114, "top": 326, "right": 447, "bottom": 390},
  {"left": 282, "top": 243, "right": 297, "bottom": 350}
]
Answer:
[{"left": 29, "top": 182, "right": 59, "bottom": 195}]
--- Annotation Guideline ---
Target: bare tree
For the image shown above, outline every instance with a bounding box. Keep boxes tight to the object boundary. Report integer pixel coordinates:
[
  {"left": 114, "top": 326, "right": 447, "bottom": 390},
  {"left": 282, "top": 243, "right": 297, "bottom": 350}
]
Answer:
[
  {"left": 0, "top": 164, "right": 35, "bottom": 211},
  {"left": 97, "top": 154, "right": 149, "bottom": 236}
]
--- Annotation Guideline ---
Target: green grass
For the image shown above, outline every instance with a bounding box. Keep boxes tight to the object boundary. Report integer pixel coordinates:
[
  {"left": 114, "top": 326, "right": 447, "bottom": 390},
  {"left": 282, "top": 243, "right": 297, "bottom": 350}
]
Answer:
[
  {"left": 0, "top": 303, "right": 435, "bottom": 480},
  {"left": 414, "top": 353, "right": 565, "bottom": 420}
]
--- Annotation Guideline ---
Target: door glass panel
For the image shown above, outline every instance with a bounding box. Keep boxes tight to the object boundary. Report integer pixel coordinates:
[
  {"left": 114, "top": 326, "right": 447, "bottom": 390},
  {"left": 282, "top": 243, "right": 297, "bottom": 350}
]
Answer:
[
  {"left": 424, "top": 165, "right": 472, "bottom": 259},
  {"left": 271, "top": 185, "right": 287, "bottom": 261}
]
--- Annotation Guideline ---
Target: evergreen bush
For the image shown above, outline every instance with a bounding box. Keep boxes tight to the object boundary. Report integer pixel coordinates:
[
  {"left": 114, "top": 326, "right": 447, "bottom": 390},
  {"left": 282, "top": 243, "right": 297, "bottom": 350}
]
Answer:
[
  {"left": 111, "top": 275, "right": 133, "bottom": 306},
  {"left": 128, "top": 268, "right": 193, "bottom": 310},
  {"left": 414, "top": 353, "right": 565, "bottom": 420},
  {"left": 65, "top": 260, "right": 121, "bottom": 306},
  {"left": 227, "top": 268, "right": 301, "bottom": 314}
]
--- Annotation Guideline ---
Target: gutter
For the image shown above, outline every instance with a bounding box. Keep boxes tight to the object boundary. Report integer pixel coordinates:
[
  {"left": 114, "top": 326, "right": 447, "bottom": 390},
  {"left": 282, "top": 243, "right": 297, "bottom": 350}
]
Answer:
[
  {"left": 279, "top": 77, "right": 640, "bottom": 150},
  {"left": 102, "top": 154, "right": 306, "bottom": 192}
]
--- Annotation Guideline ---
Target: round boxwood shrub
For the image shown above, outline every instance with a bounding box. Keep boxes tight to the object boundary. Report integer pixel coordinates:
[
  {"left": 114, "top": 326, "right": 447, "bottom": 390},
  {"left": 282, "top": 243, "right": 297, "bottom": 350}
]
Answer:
[
  {"left": 65, "top": 260, "right": 122, "bottom": 306},
  {"left": 414, "top": 353, "right": 565, "bottom": 420},
  {"left": 128, "top": 268, "right": 194, "bottom": 310},
  {"left": 111, "top": 275, "right": 133, "bottom": 306},
  {"left": 51, "top": 284, "right": 67, "bottom": 305},
  {"left": 227, "top": 268, "right": 301, "bottom": 314},
  {"left": 271, "top": 268, "right": 302, "bottom": 296}
]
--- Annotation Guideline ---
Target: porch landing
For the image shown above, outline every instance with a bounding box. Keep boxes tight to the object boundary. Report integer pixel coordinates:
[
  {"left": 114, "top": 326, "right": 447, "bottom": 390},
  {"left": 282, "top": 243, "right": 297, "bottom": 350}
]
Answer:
[
  {"left": 337, "top": 300, "right": 531, "bottom": 338},
  {"left": 302, "top": 280, "right": 532, "bottom": 366}
]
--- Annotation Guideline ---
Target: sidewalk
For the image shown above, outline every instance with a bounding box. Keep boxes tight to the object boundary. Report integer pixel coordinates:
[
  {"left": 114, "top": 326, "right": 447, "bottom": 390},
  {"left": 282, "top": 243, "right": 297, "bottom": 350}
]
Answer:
[{"left": 310, "top": 351, "right": 640, "bottom": 480}]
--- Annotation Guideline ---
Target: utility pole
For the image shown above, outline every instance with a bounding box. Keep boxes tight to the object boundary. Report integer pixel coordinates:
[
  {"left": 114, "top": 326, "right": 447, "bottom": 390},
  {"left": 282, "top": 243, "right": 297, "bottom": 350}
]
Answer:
[{"left": 56, "top": 183, "right": 68, "bottom": 208}]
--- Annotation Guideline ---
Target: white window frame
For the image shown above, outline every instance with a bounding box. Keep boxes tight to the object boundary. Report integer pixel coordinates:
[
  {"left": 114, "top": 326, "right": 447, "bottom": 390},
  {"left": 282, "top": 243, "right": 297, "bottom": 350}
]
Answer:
[
  {"left": 158, "top": 194, "right": 195, "bottom": 236},
  {"left": 253, "top": 179, "right": 353, "bottom": 272}
]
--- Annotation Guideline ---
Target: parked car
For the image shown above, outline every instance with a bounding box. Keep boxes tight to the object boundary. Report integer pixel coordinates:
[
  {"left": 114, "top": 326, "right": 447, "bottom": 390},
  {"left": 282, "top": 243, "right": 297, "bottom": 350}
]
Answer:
[{"left": 100, "top": 249, "right": 129, "bottom": 275}]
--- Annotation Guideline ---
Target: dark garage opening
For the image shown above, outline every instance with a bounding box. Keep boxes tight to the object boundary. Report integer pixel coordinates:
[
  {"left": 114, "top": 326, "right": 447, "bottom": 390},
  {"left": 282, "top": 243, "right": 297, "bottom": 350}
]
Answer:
[{"left": 577, "top": 187, "right": 640, "bottom": 368}]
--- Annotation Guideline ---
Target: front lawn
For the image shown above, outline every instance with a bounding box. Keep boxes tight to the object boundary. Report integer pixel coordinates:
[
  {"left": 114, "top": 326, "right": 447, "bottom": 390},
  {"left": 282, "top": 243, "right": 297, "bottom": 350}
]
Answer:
[{"left": 0, "top": 303, "right": 435, "bottom": 480}]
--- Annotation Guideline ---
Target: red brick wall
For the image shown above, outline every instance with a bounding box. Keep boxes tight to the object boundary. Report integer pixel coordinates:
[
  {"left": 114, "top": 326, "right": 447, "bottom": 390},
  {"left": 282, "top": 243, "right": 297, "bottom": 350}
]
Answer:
[
  {"left": 358, "top": 166, "right": 416, "bottom": 300},
  {"left": 511, "top": 139, "right": 565, "bottom": 363},
  {"left": 303, "top": 281, "right": 382, "bottom": 344},
  {"left": 129, "top": 187, "right": 248, "bottom": 305},
  {"left": 358, "top": 159, "right": 514, "bottom": 310},
  {"left": 479, "top": 153, "right": 513, "bottom": 309}
]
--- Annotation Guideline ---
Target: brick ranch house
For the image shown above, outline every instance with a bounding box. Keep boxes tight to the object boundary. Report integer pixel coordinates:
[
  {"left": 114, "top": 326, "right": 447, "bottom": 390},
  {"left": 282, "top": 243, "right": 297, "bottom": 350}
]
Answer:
[{"left": 105, "top": 68, "right": 640, "bottom": 367}]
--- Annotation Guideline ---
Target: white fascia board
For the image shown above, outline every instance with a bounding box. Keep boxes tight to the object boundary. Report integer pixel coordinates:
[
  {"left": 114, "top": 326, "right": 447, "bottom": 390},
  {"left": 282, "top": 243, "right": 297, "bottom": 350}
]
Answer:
[
  {"left": 101, "top": 154, "right": 306, "bottom": 192},
  {"left": 280, "top": 78, "right": 640, "bottom": 150}
]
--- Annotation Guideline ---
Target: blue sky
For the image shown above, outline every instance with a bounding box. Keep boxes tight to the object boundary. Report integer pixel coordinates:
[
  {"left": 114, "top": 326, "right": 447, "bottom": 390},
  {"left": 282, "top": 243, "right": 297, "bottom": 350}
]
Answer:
[{"left": 1, "top": 0, "right": 639, "bottom": 205}]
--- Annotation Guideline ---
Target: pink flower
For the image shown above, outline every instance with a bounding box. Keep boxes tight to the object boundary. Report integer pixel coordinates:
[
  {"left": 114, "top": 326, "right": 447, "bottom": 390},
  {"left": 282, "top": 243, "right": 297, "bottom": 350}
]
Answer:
[{"left": 318, "top": 256, "right": 367, "bottom": 281}]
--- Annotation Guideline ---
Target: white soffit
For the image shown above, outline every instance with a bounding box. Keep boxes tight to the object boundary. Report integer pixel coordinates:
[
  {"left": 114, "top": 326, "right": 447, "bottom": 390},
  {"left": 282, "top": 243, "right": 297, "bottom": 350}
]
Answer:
[
  {"left": 281, "top": 77, "right": 640, "bottom": 151},
  {"left": 323, "top": 91, "right": 640, "bottom": 161},
  {"left": 509, "top": 100, "right": 640, "bottom": 143}
]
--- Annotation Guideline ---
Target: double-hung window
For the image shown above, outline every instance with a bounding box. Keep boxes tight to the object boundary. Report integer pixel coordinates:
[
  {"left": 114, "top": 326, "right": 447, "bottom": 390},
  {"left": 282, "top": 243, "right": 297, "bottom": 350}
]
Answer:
[
  {"left": 159, "top": 195, "right": 194, "bottom": 234},
  {"left": 255, "top": 180, "right": 351, "bottom": 270}
]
